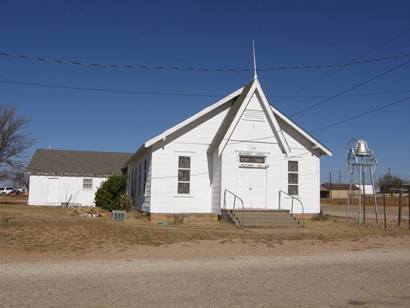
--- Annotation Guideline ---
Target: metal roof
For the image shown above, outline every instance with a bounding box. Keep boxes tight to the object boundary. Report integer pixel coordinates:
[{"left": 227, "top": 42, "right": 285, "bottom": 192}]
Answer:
[{"left": 26, "top": 149, "right": 132, "bottom": 177}]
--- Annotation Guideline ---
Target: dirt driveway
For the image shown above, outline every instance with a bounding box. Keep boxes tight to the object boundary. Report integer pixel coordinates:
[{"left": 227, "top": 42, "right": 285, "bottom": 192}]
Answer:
[
  {"left": 1, "top": 203, "right": 410, "bottom": 306},
  {"left": 1, "top": 203, "right": 410, "bottom": 262},
  {"left": 1, "top": 248, "right": 410, "bottom": 307}
]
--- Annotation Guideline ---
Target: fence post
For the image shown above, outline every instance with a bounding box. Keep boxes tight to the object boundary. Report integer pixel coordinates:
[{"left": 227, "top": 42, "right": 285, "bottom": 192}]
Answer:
[
  {"left": 398, "top": 188, "right": 402, "bottom": 226},
  {"left": 408, "top": 187, "right": 410, "bottom": 230},
  {"left": 383, "top": 192, "right": 387, "bottom": 232},
  {"left": 407, "top": 186, "right": 410, "bottom": 230}
]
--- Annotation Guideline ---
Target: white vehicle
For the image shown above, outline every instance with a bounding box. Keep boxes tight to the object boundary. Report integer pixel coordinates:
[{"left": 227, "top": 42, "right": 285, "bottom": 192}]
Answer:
[{"left": 0, "top": 187, "right": 15, "bottom": 195}]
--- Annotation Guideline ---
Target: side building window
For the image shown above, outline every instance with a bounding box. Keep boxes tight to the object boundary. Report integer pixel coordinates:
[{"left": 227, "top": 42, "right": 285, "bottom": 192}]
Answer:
[
  {"left": 177, "top": 156, "right": 190, "bottom": 194},
  {"left": 83, "top": 178, "right": 93, "bottom": 190},
  {"left": 288, "top": 161, "right": 298, "bottom": 196}
]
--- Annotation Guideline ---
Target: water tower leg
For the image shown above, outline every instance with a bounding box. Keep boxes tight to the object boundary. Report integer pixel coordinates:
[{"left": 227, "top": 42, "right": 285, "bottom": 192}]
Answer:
[
  {"left": 369, "top": 167, "right": 379, "bottom": 224},
  {"left": 362, "top": 167, "right": 366, "bottom": 224},
  {"left": 358, "top": 165, "right": 362, "bottom": 224},
  {"left": 347, "top": 175, "right": 353, "bottom": 222}
]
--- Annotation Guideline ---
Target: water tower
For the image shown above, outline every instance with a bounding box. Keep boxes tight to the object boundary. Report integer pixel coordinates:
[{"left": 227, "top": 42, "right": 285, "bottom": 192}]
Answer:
[{"left": 347, "top": 138, "right": 379, "bottom": 224}]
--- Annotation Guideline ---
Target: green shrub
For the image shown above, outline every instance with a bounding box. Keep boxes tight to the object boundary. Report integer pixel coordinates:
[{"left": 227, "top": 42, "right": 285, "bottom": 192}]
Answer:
[
  {"left": 95, "top": 175, "right": 129, "bottom": 212},
  {"left": 117, "top": 193, "right": 133, "bottom": 211}
]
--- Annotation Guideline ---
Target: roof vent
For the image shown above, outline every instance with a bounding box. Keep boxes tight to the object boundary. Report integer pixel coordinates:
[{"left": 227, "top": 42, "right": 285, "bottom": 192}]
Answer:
[{"left": 243, "top": 109, "right": 265, "bottom": 122}]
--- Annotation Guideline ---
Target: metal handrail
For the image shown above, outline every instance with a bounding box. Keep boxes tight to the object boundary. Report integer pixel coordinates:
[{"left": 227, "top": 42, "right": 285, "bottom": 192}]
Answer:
[
  {"left": 278, "top": 190, "right": 304, "bottom": 216},
  {"left": 223, "top": 189, "right": 245, "bottom": 226}
]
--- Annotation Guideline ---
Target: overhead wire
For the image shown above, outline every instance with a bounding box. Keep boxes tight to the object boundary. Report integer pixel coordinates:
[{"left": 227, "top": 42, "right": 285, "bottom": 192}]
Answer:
[
  {"left": 1, "top": 50, "right": 410, "bottom": 72},
  {"left": 310, "top": 95, "right": 410, "bottom": 133},
  {"left": 1, "top": 79, "right": 410, "bottom": 99},
  {"left": 290, "top": 58, "right": 410, "bottom": 117},
  {"left": 292, "top": 28, "right": 410, "bottom": 94}
]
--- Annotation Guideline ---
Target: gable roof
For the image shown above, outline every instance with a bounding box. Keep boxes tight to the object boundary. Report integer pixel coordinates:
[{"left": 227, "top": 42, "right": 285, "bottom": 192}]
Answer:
[
  {"left": 269, "top": 105, "right": 332, "bottom": 156},
  {"left": 26, "top": 149, "right": 132, "bottom": 177},
  {"left": 208, "top": 79, "right": 291, "bottom": 156},
  {"left": 145, "top": 86, "right": 245, "bottom": 148},
  {"left": 125, "top": 79, "right": 331, "bottom": 165}
]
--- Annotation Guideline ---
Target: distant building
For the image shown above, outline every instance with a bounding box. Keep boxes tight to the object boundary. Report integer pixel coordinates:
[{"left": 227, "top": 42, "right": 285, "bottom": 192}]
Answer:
[
  {"left": 26, "top": 149, "right": 131, "bottom": 206},
  {"left": 320, "top": 183, "right": 359, "bottom": 199},
  {"left": 355, "top": 184, "right": 374, "bottom": 195}
]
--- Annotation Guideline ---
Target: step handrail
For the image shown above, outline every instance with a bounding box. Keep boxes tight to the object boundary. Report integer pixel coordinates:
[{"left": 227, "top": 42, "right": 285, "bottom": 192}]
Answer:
[
  {"left": 223, "top": 189, "right": 245, "bottom": 226},
  {"left": 278, "top": 190, "right": 304, "bottom": 216}
]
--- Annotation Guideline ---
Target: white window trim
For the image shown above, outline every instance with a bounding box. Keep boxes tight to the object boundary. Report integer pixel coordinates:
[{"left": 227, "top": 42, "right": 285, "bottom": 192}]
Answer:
[
  {"left": 83, "top": 178, "right": 93, "bottom": 190},
  {"left": 177, "top": 156, "right": 191, "bottom": 194},
  {"left": 288, "top": 160, "right": 299, "bottom": 196}
]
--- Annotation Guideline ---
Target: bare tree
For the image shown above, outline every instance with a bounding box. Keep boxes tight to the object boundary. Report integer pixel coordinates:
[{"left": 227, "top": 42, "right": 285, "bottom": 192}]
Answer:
[{"left": 0, "top": 106, "right": 34, "bottom": 181}]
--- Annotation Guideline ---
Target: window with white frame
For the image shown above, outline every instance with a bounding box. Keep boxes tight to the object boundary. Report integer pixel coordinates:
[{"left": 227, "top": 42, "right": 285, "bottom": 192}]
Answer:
[
  {"left": 288, "top": 161, "right": 299, "bottom": 196},
  {"left": 83, "top": 178, "right": 93, "bottom": 190},
  {"left": 177, "top": 156, "right": 190, "bottom": 194}
]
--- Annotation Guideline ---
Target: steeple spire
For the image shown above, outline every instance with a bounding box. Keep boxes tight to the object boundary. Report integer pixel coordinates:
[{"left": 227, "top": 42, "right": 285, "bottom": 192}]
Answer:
[{"left": 252, "top": 40, "right": 258, "bottom": 80}]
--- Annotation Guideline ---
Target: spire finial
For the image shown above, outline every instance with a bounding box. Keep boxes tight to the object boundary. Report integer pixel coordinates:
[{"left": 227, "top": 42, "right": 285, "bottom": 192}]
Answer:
[{"left": 252, "top": 40, "right": 258, "bottom": 80}]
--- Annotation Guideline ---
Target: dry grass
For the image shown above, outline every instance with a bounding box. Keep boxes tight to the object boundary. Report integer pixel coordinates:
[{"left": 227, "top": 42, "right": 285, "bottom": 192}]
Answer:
[
  {"left": 1, "top": 203, "right": 409, "bottom": 260},
  {"left": 0, "top": 194, "right": 27, "bottom": 205}
]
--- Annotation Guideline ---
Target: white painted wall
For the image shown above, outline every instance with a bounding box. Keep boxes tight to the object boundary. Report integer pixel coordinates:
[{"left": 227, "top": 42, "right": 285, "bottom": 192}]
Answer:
[
  {"left": 28, "top": 175, "right": 106, "bottom": 206},
  {"left": 130, "top": 91, "right": 323, "bottom": 214},
  {"left": 149, "top": 107, "right": 230, "bottom": 214}
]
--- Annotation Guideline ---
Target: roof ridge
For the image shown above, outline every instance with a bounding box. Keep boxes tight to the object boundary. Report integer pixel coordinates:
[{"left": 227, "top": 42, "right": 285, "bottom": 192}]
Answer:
[{"left": 36, "top": 148, "right": 133, "bottom": 155}]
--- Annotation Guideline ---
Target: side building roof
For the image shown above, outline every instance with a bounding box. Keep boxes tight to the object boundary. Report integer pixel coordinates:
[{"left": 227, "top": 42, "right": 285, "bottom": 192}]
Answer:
[{"left": 26, "top": 149, "right": 132, "bottom": 177}]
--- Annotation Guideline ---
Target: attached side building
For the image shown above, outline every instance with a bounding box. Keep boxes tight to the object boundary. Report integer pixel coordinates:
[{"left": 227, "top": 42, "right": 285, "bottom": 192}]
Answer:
[
  {"left": 26, "top": 149, "right": 132, "bottom": 206},
  {"left": 123, "top": 79, "right": 331, "bottom": 215}
]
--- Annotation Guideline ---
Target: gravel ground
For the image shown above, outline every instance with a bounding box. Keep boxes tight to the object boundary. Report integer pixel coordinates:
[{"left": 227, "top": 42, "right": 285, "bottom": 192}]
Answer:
[{"left": 1, "top": 249, "right": 410, "bottom": 307}]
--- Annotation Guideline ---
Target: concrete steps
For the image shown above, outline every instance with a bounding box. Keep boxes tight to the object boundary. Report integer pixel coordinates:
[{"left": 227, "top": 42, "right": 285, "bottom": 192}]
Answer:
[{"left": 221, "top": 209, "right": 301, "bottom": 228}]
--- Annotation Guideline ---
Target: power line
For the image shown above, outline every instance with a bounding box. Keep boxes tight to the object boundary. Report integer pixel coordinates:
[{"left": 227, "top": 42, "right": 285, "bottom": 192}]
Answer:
[
  {"left": 311, "top": 95, "right": 410, "bottom": 133},
  {"left": 1, "top": 50, "right": 410, "bottom": 72},
  {"left": 0, "top": 79, "right": 221, "bottom": 98},
  {"left": 290, "top": 58, "right": 410, "bottom": 117},
  {"left": 291, "top": 28, "right": 410, "bottom": 95},
  {"left": 2, "top": 79, "right": 410, "bottom": 99}
]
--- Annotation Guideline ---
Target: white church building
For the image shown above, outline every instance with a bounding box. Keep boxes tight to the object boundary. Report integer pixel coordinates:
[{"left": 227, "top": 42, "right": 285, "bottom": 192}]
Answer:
[{"left": 123, "top": 78, "right": 331, "bottom": 216}]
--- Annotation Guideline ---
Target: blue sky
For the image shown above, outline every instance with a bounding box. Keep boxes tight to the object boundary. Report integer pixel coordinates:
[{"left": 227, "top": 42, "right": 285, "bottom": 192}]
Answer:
[{"left": 1, "top": 0, "right": 409, "bottom": 182}]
